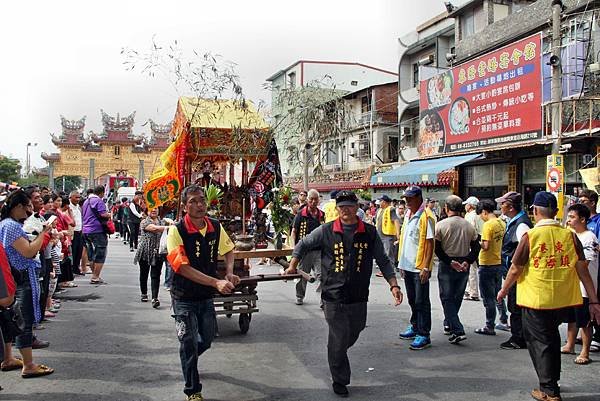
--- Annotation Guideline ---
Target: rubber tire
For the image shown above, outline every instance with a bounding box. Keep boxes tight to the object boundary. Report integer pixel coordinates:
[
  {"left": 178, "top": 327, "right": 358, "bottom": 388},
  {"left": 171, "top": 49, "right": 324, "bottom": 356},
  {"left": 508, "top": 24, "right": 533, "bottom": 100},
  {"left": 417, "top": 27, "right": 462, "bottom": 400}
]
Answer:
[{"left": 239, "top": 313, "right": 251, "bottom": 334}]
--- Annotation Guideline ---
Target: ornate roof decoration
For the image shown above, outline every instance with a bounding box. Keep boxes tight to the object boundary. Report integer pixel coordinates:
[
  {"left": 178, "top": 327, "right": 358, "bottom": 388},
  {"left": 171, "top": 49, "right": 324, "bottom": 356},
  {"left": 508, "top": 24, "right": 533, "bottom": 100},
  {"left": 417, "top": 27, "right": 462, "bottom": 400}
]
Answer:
[
  {"left": 148, "top": 119, "right": 173, "bottom": 137},
  {"left": 61, "top": 115, "right": 86, "bottom": 133},
  {"left": 52, "top": 115, "right": 87, "bottom": 145},
  {"left": 100, "top": 109, "right": 136, "bottom": 136}
]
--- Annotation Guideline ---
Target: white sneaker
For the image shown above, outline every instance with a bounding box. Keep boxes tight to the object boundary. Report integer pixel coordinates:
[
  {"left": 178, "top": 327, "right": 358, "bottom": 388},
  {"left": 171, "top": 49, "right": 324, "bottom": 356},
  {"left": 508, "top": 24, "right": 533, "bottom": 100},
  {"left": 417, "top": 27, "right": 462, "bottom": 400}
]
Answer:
[{"left": 295, "top": 298, "right": 303, "bottom": 305}]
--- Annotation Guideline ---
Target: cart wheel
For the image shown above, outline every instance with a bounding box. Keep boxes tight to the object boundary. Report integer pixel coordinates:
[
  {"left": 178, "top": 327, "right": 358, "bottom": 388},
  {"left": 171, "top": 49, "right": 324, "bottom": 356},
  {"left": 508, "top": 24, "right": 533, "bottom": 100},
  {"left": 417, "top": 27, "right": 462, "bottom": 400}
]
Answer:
[{"left": 239, "top": 313, "right": 251, "bottom": 334}]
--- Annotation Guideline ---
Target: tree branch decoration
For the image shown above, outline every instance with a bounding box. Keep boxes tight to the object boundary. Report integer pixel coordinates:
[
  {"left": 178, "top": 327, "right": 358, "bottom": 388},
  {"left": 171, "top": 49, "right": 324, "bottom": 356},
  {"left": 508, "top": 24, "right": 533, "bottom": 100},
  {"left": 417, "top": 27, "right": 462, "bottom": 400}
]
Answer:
[{"left": 204, "top": 184, "right": 223, "bottom": 217}]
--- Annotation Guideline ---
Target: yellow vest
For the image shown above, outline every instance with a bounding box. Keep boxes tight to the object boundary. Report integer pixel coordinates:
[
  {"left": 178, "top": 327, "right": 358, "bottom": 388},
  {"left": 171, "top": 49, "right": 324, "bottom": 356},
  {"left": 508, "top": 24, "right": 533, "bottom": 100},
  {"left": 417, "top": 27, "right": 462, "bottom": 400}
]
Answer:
[
  {"left": 397, "top": 206, "right": 436, "bottom": 270},
  {"left": 377, "top": 206, "right": 396, "bottom": 236},
  {"left": 517, "top": 220, "right": 582, "bottom": 310},
  {"left": 324, "top": 200, "right": 339, "bottom": 223}
]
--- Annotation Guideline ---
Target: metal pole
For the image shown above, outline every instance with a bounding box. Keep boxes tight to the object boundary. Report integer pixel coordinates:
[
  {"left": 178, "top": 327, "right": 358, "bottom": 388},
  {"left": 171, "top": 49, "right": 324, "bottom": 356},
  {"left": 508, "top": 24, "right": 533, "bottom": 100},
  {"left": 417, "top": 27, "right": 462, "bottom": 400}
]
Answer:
[
  {"left": 25, "top": 143, "right": 30, "bottom": 177},
  {"left": 551, "top": 0, "right": 563, "bottom": 154}
]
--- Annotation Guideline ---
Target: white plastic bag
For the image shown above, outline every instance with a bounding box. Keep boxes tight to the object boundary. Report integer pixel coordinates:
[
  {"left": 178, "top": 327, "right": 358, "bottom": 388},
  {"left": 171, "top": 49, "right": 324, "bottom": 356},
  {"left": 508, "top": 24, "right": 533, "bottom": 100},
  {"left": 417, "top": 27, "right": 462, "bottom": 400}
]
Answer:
[{"left": 159, "top": 228, "right": 169, "bottom": 254}]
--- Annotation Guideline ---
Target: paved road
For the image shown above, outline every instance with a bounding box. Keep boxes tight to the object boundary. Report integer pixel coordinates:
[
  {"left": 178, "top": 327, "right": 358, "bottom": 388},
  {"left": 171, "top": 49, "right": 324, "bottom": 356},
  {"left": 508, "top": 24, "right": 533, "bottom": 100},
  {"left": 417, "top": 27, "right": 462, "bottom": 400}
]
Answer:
[{"left": 1, "top": 237, "right": 598, "bottom": 401}]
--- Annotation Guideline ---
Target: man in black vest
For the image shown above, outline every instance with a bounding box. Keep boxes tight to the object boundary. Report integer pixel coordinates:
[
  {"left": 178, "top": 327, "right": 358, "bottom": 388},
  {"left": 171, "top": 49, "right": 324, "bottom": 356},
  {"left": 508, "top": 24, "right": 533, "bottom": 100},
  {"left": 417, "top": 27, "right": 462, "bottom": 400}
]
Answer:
[
  {"left": 166, "top": 185, "right": 240, "bottom": 401},
  {"left": 285, "top": 191, "right": 403, "bottom": 398},
  {"left": 495, "top": 191, "right": 532, "bottom": 350},
  {"left": 290, "top": 188, "right": 324, "bottom": 306}
]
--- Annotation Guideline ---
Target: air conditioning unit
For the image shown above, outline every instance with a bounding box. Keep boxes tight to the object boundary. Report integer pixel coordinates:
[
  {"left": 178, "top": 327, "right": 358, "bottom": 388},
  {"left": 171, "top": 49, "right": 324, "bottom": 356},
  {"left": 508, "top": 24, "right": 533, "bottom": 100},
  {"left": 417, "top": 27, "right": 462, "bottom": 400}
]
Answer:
[
  {"left": 401, "top": 126, "right": 413, "bottom": 138},
  {"left": 332, "top": 164, "right": 342, "bottom": 172}
]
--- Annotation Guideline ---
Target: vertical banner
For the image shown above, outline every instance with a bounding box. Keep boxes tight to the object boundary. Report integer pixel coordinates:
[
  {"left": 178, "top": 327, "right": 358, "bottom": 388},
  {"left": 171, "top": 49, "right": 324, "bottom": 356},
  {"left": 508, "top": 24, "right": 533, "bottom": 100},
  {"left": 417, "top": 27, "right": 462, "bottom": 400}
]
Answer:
[{"left": 546, "top": 154, "right": 564, "bottom": 219}]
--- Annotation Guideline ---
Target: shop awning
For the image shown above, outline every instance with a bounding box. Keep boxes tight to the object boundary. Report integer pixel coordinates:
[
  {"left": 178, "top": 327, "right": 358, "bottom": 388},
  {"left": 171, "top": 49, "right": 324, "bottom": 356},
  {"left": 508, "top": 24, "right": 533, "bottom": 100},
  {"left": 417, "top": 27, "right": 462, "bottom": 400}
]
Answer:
[{"left": 370, "top": 153, "right": 482, "bottom": 187}]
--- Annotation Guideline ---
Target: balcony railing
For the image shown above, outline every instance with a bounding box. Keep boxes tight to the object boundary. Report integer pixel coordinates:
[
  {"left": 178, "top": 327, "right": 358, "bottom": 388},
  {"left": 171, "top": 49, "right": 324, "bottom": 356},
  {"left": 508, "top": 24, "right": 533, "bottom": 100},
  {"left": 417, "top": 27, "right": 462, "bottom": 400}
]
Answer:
[
  {"left": 543, "top": 97, "right": 600, "bottom": 137},
  {"left": 343, "top": 111, "right": 397, "bottom": 129}
]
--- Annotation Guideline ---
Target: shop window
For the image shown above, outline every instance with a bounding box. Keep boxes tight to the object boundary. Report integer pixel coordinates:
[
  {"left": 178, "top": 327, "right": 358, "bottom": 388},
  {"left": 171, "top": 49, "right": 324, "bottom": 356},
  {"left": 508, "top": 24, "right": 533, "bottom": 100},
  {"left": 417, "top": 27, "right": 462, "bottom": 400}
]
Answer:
[
  {"left": 465, "top": 163, "right": 508, "bottom": 187},
  {"left": 325, "top": 141, "right": 339, "bottom": 166},
  {"left": 522, "top": 157, "right": 546, "bottom": 184},
  {"left": 412, "top": 63, "right": 419, "bottom": 87}
]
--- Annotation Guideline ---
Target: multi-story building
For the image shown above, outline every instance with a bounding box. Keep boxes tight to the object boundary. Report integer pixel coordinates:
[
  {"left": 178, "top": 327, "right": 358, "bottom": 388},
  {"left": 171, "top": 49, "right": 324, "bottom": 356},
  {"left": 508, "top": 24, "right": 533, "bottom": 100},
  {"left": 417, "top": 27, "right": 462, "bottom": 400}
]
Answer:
[
  {"left": 267, "top": 60, "right": 398, "bottom": 192},
  {"left": 373, "top": 0, "right": 600, "bottom": 207}
]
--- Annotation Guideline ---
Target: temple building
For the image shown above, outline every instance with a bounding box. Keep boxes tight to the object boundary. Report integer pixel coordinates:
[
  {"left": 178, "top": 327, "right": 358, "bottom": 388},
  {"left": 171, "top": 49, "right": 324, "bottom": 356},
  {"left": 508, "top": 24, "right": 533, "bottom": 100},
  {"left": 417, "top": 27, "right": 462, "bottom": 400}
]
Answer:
[{"left": 42, "top": 111, "right": 172, "bottom": 189}]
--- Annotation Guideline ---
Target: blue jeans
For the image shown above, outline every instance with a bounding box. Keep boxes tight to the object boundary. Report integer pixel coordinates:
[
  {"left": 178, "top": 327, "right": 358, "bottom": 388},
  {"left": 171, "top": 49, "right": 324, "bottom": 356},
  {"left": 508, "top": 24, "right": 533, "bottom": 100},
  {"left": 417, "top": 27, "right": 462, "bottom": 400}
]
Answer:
[
  {"left": 437, "top": 261, "right": 469, "bottom": 336},
  {"left": 478, "top": 265, "right": 504, "bottom": 328},
  {"left": 171, "top": 298, "right": 216, "bottom": 397},
  {"left": 15, "top": 279, "right": 35, "bottom": 349},
  {"left": 164, "top": 261, "right": 173, "bottom": 288},
  {"left": 403, "top": 270, "right": 431, "bottom": 336}
]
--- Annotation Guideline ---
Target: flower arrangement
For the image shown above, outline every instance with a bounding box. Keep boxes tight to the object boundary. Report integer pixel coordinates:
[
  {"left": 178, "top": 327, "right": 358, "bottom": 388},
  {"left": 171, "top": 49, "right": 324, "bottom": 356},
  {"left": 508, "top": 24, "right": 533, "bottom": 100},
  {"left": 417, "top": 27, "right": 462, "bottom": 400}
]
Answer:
[
  {"left": 270, "top": 186, "right": 294, "bottom": 247},
  {"left": 204, "top": 184, "right": 223, "bottom": 216}
]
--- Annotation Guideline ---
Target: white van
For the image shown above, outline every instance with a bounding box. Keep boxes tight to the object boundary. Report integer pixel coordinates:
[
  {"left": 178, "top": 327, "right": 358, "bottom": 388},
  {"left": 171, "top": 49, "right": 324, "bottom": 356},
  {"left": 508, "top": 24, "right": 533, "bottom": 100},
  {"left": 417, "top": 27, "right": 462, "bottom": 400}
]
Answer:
[{"left": 116, "top": 187, "right": 138, "bottom": 202}]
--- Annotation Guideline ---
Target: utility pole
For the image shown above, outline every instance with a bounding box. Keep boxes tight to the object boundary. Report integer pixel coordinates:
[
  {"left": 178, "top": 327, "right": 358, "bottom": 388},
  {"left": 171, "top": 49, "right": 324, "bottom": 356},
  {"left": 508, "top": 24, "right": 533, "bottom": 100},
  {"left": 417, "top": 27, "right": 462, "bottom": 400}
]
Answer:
[
  {"left": 551, "top": 0, "right": 563, "bottom": 153},
  {"left": 548, "top": 0, "right": 565, "bottom": 219}
]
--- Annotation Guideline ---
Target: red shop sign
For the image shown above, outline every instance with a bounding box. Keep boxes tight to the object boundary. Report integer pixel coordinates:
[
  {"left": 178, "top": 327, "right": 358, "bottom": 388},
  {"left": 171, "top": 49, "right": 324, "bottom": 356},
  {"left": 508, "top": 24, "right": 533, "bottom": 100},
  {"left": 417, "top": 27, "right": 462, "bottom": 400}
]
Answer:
[{"left": 418, "top": 34, "right": 543, "bottom": 157}]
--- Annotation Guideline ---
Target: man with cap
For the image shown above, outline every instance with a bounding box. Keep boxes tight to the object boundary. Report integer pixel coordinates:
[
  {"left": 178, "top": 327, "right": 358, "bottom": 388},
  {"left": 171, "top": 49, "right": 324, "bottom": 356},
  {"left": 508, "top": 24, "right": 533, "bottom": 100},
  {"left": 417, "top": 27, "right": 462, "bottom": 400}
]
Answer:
[
  {"left": 495, "top": 191, "right": 532, "bottom": 350},
  {"left": 324, "top": 190, "right": 339, "bottom": 223},
  {"left": 397, "top": 186, "right": 436, "bottom": 350},
  {"left": 498, "top": 191, "right": 600, "bottom": 401},
  {"left": 285, "top": 190, "right": 402, "bottom": 397},
  {"left": 463, "top": 196, "right": 483, "bottom": 301},
  {"left": 375, "top": 195, "right": 401, "bottom": 277}
]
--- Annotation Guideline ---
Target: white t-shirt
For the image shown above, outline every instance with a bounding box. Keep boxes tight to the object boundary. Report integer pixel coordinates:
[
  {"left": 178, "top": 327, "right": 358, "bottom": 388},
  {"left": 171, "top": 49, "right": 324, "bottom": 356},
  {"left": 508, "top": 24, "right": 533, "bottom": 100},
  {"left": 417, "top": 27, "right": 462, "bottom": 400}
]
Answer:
[{"left": 576, "top": 230, "right": 599, "bottom": 298}]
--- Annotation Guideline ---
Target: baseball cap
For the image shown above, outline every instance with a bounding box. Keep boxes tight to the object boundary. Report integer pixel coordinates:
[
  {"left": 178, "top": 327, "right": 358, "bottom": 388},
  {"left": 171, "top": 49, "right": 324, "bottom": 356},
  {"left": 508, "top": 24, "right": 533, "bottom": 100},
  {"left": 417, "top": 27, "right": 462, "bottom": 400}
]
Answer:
[
  {"left": 330, "top": 190, "right": 339, "bottom": 199},
  {"left": 378, "top": 195, "right": 392, "bottom": 203},
  {"left": 532, "top": 191, "right": 558, "bottom": 209},
  {"left": 336, "top": 191, "right": 359, "bottom": 207},
  {"left": 403, "top": 186, "right": 422, "bottom": 198},
  {"left": 495, "top": 191, "right": 522, "bottom": 206},
  {"left": 463, "top": 196, "right": 479, "bottom": 206}
]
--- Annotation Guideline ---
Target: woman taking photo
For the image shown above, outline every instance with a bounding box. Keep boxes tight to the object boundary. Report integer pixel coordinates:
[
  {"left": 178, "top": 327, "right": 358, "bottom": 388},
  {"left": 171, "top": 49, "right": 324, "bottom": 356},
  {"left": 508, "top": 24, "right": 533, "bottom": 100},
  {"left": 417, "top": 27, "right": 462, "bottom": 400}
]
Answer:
[
  {"left": 0, "top": 190, "right": 54, "bottom": 378},
  {"left": 134, "top": 208, "right": 168, "bottom": 308}
]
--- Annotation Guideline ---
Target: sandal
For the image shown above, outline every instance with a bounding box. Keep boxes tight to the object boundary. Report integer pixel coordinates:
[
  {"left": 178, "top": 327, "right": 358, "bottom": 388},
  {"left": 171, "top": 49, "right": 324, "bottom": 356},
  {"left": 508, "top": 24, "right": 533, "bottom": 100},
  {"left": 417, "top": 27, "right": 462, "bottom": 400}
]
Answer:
[
  {"left": 21, "top": 364, "right": 54, "bottom": 378},
  {"left": 574, "top": 356, "right": 592, "bottom": 365},
  {"left": 560, "top": 348, "right": 575, "bottom": 355},
  {"left": 1, "top": 358, "right": 23, "bottom": 371}
]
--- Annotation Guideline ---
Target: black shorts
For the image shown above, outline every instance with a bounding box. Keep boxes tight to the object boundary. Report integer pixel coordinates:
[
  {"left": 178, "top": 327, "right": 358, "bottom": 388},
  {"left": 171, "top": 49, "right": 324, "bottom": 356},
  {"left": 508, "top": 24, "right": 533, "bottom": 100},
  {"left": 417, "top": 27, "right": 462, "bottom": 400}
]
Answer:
[{"left": 563, "top": 298, "right": 591, "bottom": 328}]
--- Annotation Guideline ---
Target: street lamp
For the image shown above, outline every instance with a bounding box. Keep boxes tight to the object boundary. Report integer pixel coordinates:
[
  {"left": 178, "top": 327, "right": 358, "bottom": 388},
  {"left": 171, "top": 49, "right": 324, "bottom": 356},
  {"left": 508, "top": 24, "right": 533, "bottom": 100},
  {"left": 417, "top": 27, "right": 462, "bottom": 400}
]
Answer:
[{"left": 26, "top": 142, "right": 38, "bottom": 177}]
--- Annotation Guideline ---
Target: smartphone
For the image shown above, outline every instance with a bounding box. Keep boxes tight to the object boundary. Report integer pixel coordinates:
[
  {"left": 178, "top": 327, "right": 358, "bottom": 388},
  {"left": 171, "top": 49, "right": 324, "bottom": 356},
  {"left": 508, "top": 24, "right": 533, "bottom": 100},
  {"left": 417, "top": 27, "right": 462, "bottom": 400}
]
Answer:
[{"left": 45, "top": 215, "right": 57, "bottom": 226}]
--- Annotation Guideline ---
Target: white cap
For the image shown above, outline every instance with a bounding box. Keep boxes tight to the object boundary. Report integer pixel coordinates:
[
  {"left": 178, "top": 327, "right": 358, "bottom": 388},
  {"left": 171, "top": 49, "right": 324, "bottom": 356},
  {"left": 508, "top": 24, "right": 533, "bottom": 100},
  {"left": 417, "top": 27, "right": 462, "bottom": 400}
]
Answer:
[
  {"left": 462, "top": 196, "right": 479, "bottom": 206},
  {"left": 375, "top": 200, "right": 381, "bottom": 205}
]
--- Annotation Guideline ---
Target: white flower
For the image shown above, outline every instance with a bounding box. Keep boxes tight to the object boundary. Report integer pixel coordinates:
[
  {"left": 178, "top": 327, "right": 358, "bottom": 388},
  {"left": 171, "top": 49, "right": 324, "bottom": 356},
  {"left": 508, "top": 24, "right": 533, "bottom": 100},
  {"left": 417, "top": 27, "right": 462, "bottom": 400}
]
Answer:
[{"left": 271, "top": 187, "right": 280, "bottom": 193}]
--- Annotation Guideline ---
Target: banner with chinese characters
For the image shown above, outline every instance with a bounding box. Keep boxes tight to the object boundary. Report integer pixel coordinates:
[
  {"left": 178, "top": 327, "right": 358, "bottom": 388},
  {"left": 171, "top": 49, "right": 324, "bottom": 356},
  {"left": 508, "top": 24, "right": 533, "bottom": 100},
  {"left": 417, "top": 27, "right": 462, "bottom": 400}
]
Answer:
[
  {"left": 418, "top": 34, "right": 542, "bottom": 157},
  {"left": 546, "top": 154, "right": 564, "bottom": 220}
]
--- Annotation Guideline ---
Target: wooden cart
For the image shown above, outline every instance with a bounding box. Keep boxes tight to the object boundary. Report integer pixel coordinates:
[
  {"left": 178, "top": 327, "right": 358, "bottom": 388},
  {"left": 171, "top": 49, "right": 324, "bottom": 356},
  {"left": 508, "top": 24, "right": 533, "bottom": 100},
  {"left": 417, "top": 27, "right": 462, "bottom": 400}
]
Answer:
[{"left": 216, "top": 248, "right": 293, "bottom": 334}]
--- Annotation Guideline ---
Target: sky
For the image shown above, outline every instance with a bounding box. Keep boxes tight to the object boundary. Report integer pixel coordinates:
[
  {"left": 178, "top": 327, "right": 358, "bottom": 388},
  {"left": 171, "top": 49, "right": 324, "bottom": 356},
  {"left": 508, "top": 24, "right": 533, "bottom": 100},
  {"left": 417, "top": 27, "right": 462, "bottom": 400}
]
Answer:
[{"left": 0, "top": 0, "right": 448, "bottom": 171}]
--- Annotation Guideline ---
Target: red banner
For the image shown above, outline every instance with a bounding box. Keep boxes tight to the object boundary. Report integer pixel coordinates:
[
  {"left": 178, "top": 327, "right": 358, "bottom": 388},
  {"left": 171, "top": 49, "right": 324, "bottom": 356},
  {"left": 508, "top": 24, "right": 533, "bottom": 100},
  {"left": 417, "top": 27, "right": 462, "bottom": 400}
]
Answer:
[{"left": 418, "top": 34, "right": 542, "bottom": 157}]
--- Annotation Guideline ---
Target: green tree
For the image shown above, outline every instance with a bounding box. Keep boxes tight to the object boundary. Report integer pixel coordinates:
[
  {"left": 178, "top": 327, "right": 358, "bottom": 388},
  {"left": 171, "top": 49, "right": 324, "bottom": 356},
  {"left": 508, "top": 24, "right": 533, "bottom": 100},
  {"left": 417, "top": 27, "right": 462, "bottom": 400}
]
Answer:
[
  {"left": 54, "top": 176, "right": 82, "bottom": 193},
  {"left": 269, "top": 77, "right": 349, "bottom": 190},
  {"left": 0, "top": 156, "right": 21, "bottom": 183}
]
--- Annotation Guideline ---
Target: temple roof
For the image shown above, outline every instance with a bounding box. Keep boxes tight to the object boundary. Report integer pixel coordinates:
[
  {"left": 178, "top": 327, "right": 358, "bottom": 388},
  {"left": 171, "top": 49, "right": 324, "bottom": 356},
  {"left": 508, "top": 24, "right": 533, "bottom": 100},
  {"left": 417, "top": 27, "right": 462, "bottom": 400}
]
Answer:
[
  {"left": 178, "top": 98, "right": 269, "bottom": 130},
  {"left": 148, "top": 119, "right": 172, "bottom": 137},
  {"left": 52, "top": 115, "right": 87, "bottom": 145},
  {"left": 101, "top": 109, "right": 135, "bottom": 133}
]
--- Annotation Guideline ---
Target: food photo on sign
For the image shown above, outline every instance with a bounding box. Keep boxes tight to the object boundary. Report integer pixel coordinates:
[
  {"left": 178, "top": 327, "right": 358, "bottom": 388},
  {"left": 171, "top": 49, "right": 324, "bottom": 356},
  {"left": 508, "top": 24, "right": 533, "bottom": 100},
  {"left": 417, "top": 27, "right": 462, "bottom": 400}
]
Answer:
[{"left": 418, "top": 34, "right": 543, "bottom": 157}]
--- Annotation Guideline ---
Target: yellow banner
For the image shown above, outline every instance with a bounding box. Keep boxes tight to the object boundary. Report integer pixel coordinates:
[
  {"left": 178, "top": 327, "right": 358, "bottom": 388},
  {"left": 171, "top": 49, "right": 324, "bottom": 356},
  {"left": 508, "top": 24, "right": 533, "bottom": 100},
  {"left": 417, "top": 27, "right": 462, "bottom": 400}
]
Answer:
[
  {"left": 579, "top": 167, "right": 600, "bottom": 192},
  {"left": 144, "top": 132, "right": 188, "bottom": 210}
]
